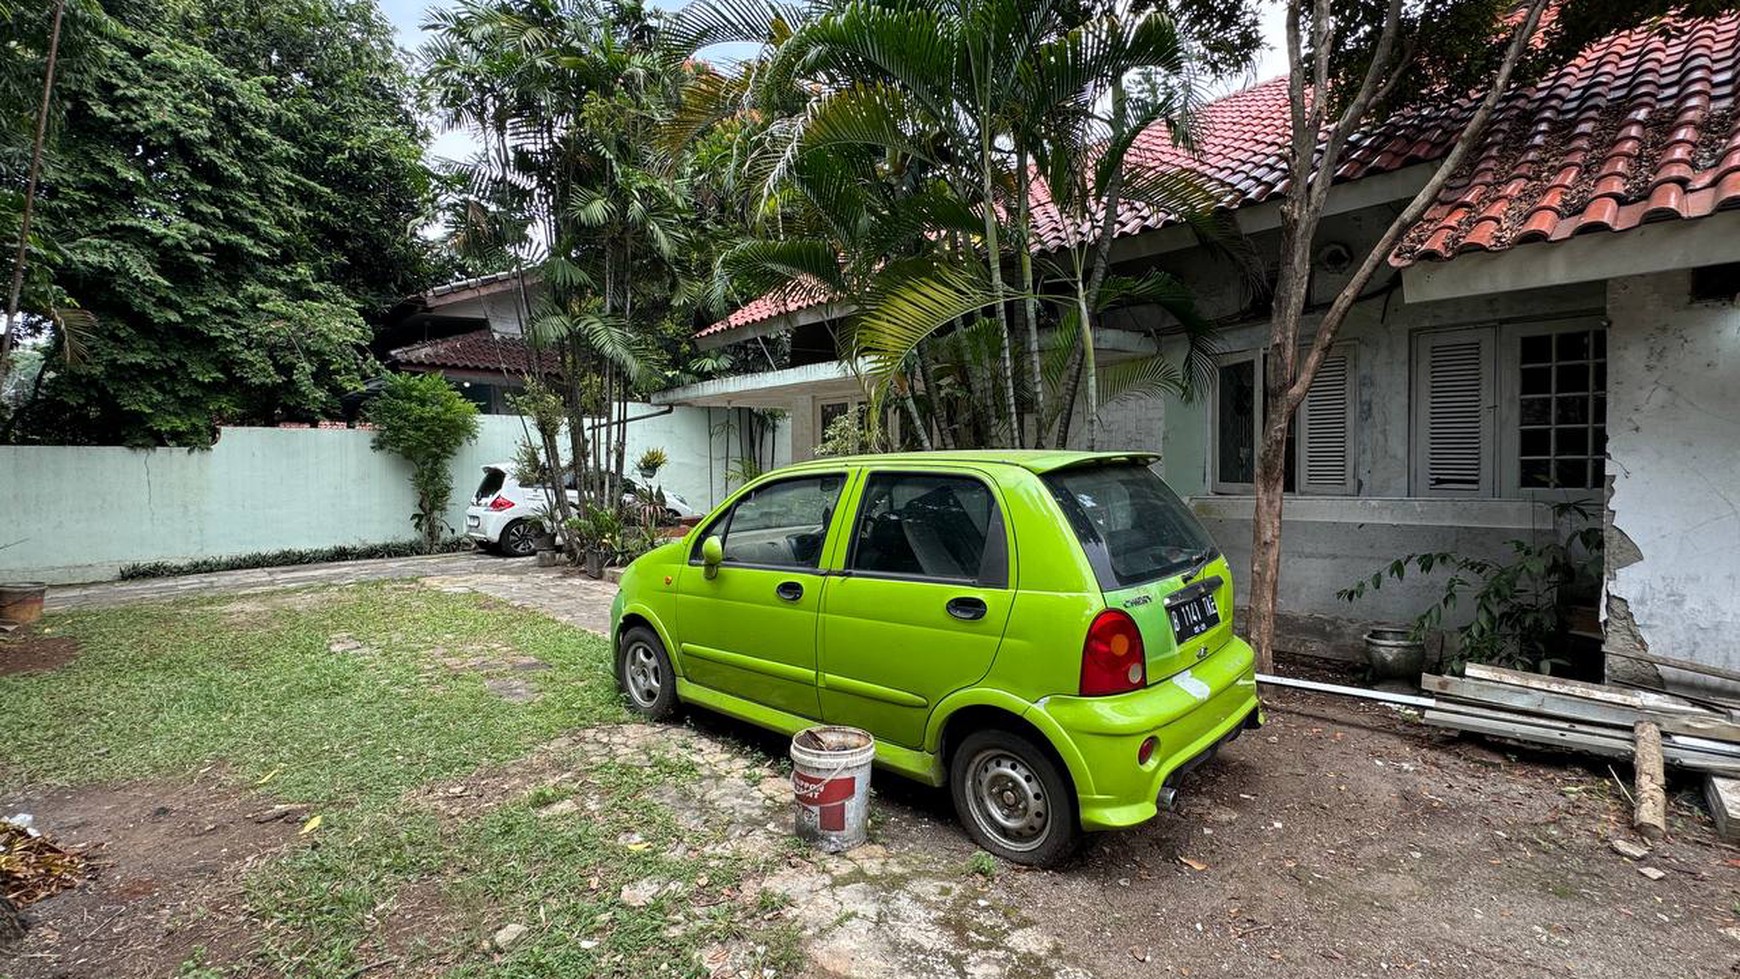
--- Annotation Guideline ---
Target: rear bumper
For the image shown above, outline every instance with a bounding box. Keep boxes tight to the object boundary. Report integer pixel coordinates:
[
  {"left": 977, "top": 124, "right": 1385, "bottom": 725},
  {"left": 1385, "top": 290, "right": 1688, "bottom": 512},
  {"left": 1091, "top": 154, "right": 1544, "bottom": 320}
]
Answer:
[
  {"left": 464, "top": 508, "right": 508, "bottom": 544},
  {"left": 1027, "top": 636, "right": 1262, "bottom": 832}
]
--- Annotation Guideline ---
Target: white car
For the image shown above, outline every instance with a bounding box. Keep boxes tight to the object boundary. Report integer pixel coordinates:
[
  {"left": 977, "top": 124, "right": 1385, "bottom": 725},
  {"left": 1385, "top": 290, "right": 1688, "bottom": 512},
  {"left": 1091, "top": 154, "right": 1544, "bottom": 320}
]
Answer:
[{"left": 464, "top": 464, "right": 702, "bottom": 557}]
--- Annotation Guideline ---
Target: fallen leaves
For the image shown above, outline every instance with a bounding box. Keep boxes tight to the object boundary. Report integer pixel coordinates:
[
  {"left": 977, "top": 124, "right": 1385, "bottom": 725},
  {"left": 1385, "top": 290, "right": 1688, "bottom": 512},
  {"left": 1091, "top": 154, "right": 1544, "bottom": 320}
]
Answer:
[
  {"left": 298, "top": 814, "right": 323, "bottom": 835},
  {"left": 0, "top": 820, "right": 85, "bottom": 907},
  {"left": 1178, "top": 856, "right": 1209, "bottom": 872}
]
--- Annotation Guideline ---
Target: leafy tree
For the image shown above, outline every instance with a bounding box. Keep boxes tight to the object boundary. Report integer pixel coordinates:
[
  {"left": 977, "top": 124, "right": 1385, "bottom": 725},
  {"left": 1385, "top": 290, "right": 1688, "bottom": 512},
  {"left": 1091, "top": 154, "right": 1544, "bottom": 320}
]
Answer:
[
  {"left": 367, "top": 372, "right": 481, "bottom": 552},
  {"left": 1, "top": 0, "right": 437, "bottom": 446},
  {"left": 1243, "top": 0, "right": 1740, "bottom": 672}
]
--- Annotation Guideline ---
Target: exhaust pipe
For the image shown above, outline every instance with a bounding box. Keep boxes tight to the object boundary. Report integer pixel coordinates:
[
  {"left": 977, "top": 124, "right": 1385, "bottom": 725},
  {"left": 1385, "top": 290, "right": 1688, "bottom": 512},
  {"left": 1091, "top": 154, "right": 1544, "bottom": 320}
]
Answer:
[{"left": 1157, "top": 786, "right": 1179, "bottom": 811}]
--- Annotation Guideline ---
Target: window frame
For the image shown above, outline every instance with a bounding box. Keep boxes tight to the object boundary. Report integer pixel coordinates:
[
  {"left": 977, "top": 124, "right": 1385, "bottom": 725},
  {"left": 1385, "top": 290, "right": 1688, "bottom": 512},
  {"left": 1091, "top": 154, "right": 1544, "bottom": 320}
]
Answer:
[
  {"left": 1211, "top": 345, "right": 1358, "bottom": 497},
  {"left": 1496, "top": 317, "right": 1608, "bottom": 498},
  {"left": 1209, "top": 350, "right": 1262, "bottom": 494},
  {"left": 1408, "top": 316, "right": 1608, "bottom": 500},
  {"left": 687, "top": 470, "right": 850, "bottom": 574},
  {"left": 842, "top": 469, "right": 1011, "bottom": 589}
]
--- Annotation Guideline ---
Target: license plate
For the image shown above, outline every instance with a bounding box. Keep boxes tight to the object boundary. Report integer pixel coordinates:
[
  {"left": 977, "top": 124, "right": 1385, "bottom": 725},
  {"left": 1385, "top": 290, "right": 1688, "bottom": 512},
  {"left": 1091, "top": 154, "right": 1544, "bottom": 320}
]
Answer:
[
  {"left": 466, "top": 515, "right": 480, "bottom": 528},
  {"left": 1167, "top": 591, "right": 1220, "bottom": 644}
]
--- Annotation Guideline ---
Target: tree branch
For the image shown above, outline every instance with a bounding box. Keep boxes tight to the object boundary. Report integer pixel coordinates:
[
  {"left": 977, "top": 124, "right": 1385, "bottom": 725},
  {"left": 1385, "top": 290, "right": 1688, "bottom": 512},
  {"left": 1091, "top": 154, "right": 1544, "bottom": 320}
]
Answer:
[{"left": 1286, "top": 0, "right": 1551, "bottom": 411}]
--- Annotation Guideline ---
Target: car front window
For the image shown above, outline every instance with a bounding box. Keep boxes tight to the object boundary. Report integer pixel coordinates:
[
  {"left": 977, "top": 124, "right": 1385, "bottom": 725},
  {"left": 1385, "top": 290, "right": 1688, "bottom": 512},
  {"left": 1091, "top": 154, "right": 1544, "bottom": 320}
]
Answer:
[{"left": 701, "top": 474, "right": 846, "bottom": 570}]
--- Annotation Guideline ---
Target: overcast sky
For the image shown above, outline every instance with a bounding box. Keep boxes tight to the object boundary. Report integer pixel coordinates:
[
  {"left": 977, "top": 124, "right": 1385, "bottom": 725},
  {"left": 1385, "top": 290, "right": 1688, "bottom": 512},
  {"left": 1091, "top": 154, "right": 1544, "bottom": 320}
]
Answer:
[{"left": 375, "top": 0, "right": 1292, "bottom": 164}]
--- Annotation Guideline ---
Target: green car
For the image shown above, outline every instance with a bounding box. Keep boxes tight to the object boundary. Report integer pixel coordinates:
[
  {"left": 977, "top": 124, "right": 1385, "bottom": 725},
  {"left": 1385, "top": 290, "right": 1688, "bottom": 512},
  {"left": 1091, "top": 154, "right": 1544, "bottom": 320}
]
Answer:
[{"left": 609, "top": 451, "right": 1261, "bottom": 865}]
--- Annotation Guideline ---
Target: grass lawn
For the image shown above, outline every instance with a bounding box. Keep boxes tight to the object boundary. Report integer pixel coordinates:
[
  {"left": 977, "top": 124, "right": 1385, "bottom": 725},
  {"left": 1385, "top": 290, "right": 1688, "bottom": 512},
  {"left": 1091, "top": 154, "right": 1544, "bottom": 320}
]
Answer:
[{"left": 0, "top": 583, "right": 802, "bottom": 978}]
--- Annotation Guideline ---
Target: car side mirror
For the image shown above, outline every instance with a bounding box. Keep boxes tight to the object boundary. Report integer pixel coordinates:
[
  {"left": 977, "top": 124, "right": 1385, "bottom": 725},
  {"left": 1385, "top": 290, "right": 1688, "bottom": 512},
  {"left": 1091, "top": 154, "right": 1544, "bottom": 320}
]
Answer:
[{"left": 701, "top": 534, "right": 724, "bottom": 579}]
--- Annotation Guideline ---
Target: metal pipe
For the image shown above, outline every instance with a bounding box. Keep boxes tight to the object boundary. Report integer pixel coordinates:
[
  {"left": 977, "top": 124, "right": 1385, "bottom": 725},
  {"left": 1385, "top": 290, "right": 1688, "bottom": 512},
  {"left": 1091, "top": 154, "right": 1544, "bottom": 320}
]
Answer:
[
  {"left": 585, "top": 404, "right": 674, "bottom": 432},
  {"left": 1256, "top": 673, "right": 1437, "bottom": 709}
]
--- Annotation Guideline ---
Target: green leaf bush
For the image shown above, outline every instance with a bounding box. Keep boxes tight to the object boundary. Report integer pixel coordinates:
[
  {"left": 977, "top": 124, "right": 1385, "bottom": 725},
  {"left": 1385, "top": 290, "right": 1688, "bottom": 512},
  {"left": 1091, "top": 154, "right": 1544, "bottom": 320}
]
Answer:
[{"left": 366, "top": 374, "right": 480, "bottom": 551}]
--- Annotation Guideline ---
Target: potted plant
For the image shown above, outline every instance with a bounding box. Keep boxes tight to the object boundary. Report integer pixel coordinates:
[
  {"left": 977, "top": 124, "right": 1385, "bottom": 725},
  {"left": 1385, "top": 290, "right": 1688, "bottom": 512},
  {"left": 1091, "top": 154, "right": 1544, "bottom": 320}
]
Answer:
[
  {"left": 1338, "top": 501, "right": 1605, "bottom": 682},
  {"left": 573, "top": 504, "right": 622, "bottom": 578},
  {"left": 636, "top": 446, "right": 668, "bottom": 482}
]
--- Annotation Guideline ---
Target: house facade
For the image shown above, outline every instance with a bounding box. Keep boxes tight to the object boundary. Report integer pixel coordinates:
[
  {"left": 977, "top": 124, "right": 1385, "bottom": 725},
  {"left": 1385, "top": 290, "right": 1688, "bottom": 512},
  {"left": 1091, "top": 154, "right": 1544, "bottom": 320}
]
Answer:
[
  {"left": 658, "top": 14, "right": 1740, "bottom": 692},
  {"left": 381, "top": 271, "right": 552, "bottom": 414}
]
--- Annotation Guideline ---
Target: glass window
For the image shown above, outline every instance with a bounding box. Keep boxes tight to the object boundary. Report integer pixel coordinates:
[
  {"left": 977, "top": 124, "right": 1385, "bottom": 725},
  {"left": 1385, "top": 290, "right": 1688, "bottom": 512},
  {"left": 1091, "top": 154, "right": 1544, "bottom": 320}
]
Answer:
[
  {"left": 849, "top": 474, "right": 1005, "bottom": 585},
  {"left": 474, "top": 468, "right": 507, "bottom": 501},
  {"left": 703, "top": 474, "right": 846, "bottom": 569},
  {"left": 1044, "top": 463, "right": 1218, "bottom": 591},
  {"left": 1517, "top": 327, "right": 1606, "bottom": 490},
  {"left": 1216, "top": 359, "right": 1257, "bottom": 486}
]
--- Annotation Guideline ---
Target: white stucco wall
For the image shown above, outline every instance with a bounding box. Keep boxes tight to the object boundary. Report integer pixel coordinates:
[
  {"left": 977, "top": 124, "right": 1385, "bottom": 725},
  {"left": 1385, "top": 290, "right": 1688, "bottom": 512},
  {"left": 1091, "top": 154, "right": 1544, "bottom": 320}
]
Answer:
[
  {"left": 1603, "top": 271, "right": 1740, "bottom": 691},
  {"left": 0, "top": 405, "right": 732, "bottom": 584},
  {"left": 1134, "top": 200, "right": 1609, "bottom": 658}
]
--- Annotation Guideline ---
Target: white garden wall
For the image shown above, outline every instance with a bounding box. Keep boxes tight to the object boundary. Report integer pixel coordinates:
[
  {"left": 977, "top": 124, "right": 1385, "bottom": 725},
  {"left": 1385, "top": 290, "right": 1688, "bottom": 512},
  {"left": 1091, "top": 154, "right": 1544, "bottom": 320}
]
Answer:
[{"left": 0, "top": 405, "right": 747, "bottom": 584}]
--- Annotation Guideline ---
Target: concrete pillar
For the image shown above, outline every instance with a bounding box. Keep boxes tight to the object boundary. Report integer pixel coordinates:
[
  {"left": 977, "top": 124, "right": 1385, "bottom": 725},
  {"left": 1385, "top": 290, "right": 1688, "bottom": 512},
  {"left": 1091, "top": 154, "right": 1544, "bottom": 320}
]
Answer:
[{"left": 789, "top": 394, "right": 816, "bottom": 461}]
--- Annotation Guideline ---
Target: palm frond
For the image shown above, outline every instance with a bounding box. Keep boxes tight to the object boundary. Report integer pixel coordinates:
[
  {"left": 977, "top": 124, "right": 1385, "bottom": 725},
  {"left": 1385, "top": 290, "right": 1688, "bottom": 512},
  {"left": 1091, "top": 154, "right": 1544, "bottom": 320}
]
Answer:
[{"left": 850, "top": 260, "right": 1005, "bottom": 380}]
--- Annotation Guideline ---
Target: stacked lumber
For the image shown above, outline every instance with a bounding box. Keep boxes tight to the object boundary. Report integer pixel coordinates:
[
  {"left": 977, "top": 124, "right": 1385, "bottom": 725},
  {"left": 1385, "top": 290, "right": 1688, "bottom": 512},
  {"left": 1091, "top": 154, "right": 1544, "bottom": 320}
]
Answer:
[
  {"left": 1420, "top": 664, "right": 1740, "bottom": 776},
  {"left": 1421, "top": 664, "right": 1740, "bottom": 838}
]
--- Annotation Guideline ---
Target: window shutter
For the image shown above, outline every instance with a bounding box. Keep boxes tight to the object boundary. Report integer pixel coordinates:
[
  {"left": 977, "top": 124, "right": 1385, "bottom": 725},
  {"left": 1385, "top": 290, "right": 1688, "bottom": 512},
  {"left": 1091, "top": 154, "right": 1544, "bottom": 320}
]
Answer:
[
  {"left": 1413, "top": 329, "right": 1494, "bottom": 496},
  {"left": 1298, "top": 350, "right": 1354, "bottom": 495}
]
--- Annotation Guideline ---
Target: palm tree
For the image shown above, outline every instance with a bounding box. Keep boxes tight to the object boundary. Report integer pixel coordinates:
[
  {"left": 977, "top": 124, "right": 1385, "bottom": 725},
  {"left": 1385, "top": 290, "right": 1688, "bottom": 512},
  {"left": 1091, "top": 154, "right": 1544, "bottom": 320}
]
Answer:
[
  {"left": 423, "top": 0, "right": 694, "bottom": 520},
  {"left": 667, "top": 0, "right": 1238, "bottom": 451}
]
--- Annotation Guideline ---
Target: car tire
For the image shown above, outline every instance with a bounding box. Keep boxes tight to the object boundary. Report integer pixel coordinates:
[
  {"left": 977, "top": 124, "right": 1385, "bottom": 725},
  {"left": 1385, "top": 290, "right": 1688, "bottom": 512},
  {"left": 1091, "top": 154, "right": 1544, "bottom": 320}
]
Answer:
[
  {"left": 949, "top": 728, "right": 1080, "bottom": 868},
  {"left": 616, "top": 625, "right": 677, "bottom": 720},
  {"left": 497, "top": 519, "right": 537, "bottom": 557}
]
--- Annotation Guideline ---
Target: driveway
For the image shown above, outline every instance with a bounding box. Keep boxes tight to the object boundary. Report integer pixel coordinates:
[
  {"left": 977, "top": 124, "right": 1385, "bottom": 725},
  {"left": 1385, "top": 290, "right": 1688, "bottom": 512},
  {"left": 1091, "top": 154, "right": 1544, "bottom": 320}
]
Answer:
[{"left": 28, "top": 557, "right": 1740, "bottom": 977}]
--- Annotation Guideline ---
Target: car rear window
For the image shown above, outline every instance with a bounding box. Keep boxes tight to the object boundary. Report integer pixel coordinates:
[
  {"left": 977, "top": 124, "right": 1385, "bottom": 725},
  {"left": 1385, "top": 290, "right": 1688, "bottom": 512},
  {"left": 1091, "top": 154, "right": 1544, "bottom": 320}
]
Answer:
[
  {"left": 474, "top": 468, "right": 506, "bottom": 502},
  {"left": 1044, "top": 463, "right": 1218, "bottom": 590}
]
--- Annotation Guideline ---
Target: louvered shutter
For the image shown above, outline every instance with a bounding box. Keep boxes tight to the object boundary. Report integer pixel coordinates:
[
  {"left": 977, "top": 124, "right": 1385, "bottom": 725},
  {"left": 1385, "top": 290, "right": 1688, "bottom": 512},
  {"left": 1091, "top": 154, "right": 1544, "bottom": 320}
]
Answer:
[
  {"left": 1413, "top": 329, "right": 1494, "bottom": 496},
  {"left": 1298, "top": 349, "right": 1355, "bottom": 495}
]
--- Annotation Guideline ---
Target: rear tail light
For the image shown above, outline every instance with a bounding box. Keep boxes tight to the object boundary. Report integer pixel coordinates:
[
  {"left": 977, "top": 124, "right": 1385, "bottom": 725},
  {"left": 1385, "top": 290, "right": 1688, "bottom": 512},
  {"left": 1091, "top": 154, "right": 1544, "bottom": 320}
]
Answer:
[
  {"left": 487, "top": 495, "right": 516, "bottom": 511},
  {"left": 1080, "top": 609, "right": 1146, "bottom": 696}
]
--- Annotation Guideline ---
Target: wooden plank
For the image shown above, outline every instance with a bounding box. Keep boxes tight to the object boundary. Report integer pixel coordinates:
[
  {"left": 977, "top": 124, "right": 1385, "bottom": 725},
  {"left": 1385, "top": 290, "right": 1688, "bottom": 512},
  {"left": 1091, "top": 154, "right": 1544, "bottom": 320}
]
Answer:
[
  {"left": 1422, "top": 674, "right": 1740, "bottom": 743},
  {"left": 1423, "top": 706, "right": 1740, "bottom": 775},
  {"left": 1606, "top": 648, "right": 1740, "bottom": 686},
  {"left": 1706, "top": 776, "right": 1740, "bottom": 841},
  {"left": 1633, "top": 721, "right": 1666, "bottom": 841},
  {"left": 1423, "top": 707, "right": 1633, "bottom": 760},
  {"left": 1463, "top": 663, "right": 1710, "bottom": 716}
]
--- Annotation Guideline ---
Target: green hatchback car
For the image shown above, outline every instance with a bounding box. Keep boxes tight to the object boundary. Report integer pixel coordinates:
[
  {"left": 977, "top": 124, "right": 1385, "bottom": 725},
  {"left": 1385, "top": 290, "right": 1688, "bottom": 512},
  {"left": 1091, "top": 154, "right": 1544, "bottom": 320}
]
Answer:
[{"left": 609, "top": 450, "right": 1260, "bottom": 865}]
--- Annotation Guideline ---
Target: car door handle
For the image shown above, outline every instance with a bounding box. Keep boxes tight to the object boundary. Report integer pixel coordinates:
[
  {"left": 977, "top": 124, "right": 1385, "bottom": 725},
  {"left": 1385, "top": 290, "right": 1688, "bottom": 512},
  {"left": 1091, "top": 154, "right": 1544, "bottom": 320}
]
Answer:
[
  {"left": 775, "top": 580, "right": 804, "bottom": 602},
  {"left": 946, "top": 597, "right": 987, "bottom": 621}
]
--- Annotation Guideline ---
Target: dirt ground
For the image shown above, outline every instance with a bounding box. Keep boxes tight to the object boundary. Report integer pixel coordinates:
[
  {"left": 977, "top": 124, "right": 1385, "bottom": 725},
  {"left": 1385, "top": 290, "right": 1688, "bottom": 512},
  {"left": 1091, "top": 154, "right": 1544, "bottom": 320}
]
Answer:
[
  {"left": 5, "top": 563, "right": 1738, "bottom": 978},
  {"left": 0, "top": 634, "right": 81, "bottom": 677},
  {"left": 3, "top": 684, "right": 1737, "bottom": 978},
  {"left": 0, "top": 777, "right": 298, "bottom": 978}
]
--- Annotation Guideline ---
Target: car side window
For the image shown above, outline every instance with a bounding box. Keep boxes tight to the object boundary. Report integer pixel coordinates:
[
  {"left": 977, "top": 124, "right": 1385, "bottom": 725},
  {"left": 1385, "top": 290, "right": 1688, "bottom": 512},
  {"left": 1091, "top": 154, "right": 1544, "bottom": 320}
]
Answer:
[
  {"left": 699, "top": 474, "right": 846, "bottom": 570},
  {"left": 848, "top": 473, "right": 1007, "bottom": 586}
]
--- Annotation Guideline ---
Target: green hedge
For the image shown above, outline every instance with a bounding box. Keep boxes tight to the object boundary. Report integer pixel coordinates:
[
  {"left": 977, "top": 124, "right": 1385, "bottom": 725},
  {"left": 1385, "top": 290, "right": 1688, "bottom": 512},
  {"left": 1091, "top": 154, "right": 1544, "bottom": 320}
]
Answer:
[{"left": 117, "top": 538, "right": 472, "bottom": 580}]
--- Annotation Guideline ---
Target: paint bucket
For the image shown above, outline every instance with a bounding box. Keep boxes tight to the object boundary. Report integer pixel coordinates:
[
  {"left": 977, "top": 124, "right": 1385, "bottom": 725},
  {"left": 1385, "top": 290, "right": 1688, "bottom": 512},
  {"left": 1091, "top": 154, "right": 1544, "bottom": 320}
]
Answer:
[
  {"left": 0, "top": 583, "right": 46, "bottom": 626},
  {"left": 789, "top": 725, "right": 875, "bottom": 853}
]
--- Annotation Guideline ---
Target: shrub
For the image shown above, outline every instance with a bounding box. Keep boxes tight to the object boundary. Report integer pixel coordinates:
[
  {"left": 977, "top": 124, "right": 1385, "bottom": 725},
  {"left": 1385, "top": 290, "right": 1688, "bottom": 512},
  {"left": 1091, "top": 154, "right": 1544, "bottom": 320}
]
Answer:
[
  {"left": 118, "top": 538, "right": 470, "bottom": 580},
  {"left": 366, "top": 373, "right": 480, "bottom": 552}
]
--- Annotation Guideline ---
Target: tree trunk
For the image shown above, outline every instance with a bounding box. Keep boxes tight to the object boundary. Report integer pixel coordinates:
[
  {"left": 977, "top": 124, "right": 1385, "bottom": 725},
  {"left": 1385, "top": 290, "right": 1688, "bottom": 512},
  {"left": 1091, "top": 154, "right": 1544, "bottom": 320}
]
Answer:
[
  {"left": 1, "top": 0, "right": 67, "bottom": 372},
  {"left": 916, "top": 344, "right": 951, "bottom": 450},
  {"left": 1015, "top": 141, "right": 1044, "bottom": 443},
  {"left": 1247, "top": 409, "right": 1291, "bottom": 673},
  {"left": 1077, "top": 288, "right": 1100, "bottom": 451},
  {"left": 979, "top": 110, "right": 1021, "bottom": 447}
]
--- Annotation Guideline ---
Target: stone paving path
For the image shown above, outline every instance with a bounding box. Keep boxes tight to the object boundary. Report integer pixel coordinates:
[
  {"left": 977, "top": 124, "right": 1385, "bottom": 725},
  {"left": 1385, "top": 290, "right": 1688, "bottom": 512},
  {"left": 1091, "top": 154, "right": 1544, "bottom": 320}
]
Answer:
[
  {"left": 420, "top": 565, "right": 620, "bottom": 636},
  {"left": 45, "top": 551, "right": 539, "bottom": 611}
]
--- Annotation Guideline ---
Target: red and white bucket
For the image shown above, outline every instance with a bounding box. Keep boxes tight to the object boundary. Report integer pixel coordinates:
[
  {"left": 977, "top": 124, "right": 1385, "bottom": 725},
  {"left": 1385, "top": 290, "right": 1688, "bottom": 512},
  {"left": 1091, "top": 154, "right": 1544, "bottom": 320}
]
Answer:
[{"left": 790, "top": 725, "right": 874, "bottom": 852}]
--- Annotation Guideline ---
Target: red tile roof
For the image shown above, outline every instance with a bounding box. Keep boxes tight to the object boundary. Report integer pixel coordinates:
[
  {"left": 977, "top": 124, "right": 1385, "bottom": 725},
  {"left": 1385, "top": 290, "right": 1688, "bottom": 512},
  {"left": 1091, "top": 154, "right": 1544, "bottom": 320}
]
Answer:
[
  {"left": 701, "top": 13, "right": 1740, "bottom": 336},
  {"left": 1397, "top": 13, "right": 1740, "bottom": 263},
  {"left": 694, "top": 278, "right": 840, "bottom": 341},
  {"left": 389, "top": 329, "right": 561, "bottom": 376}
]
